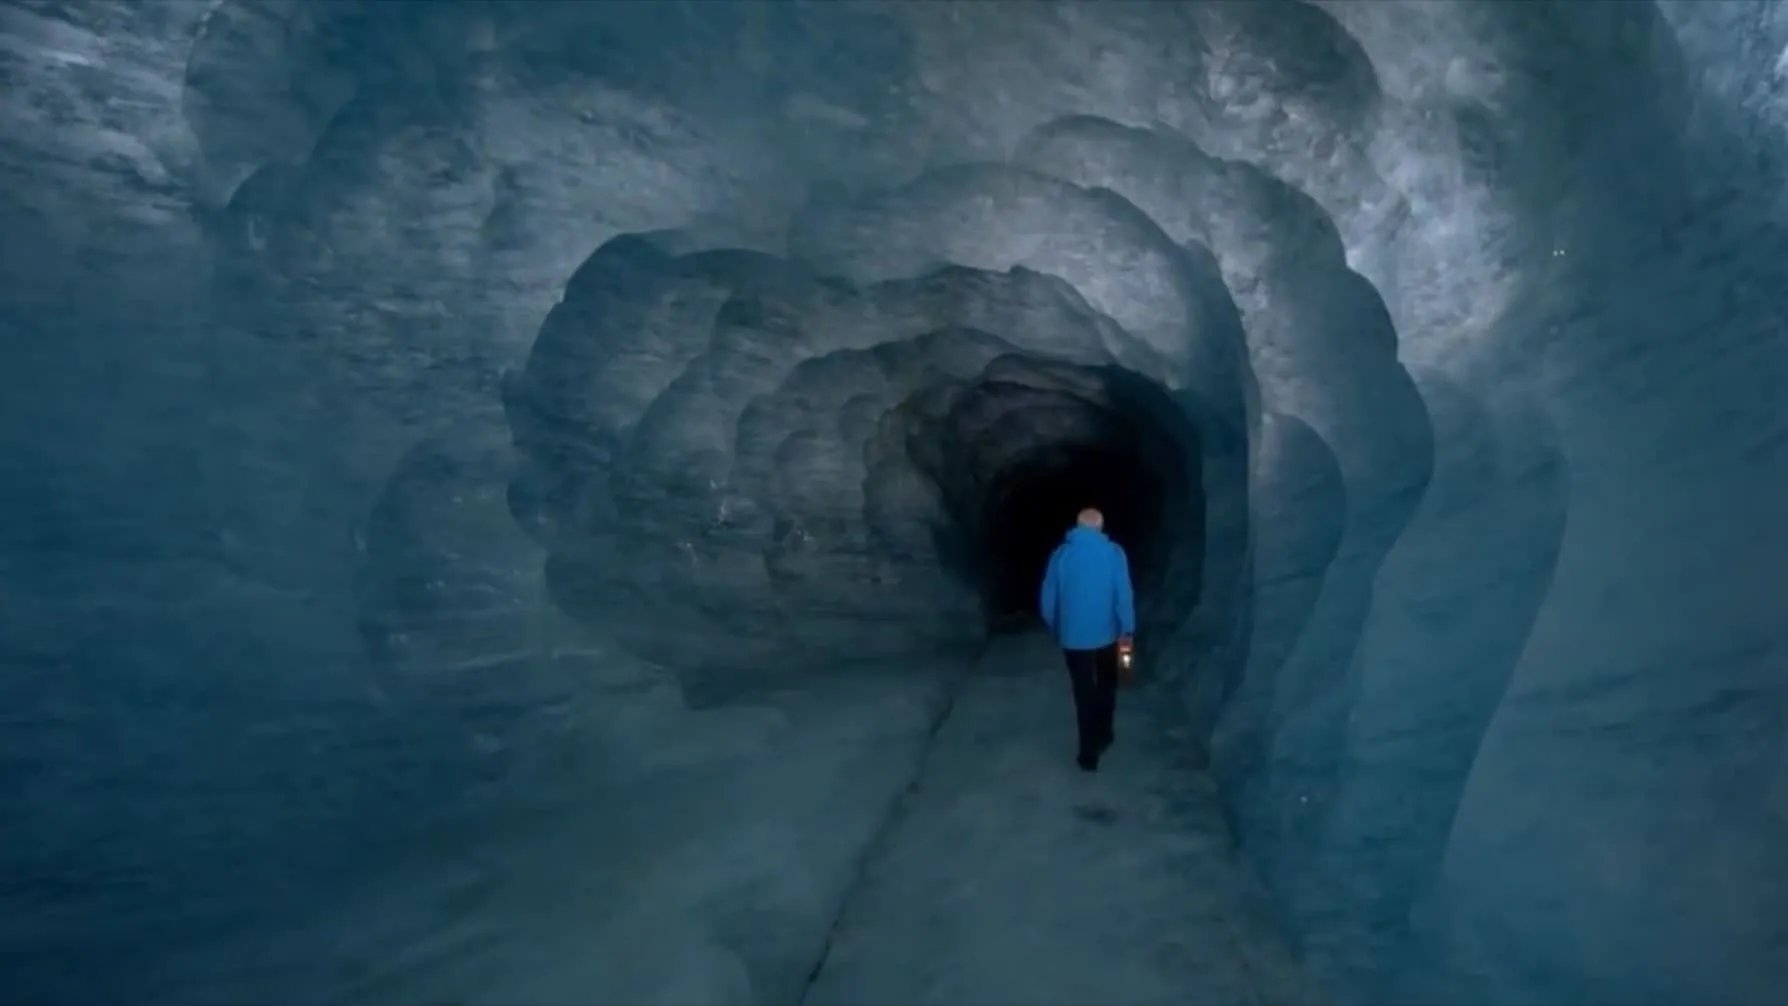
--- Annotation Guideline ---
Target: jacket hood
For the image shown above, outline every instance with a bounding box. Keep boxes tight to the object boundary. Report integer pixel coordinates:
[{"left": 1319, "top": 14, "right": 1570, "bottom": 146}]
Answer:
[{"left": 1064, "top": 525, "right": 1107, "bottom": 544}]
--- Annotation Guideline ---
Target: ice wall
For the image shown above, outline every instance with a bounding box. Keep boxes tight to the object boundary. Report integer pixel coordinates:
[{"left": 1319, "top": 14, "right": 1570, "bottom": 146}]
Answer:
[{"left": 2, "top": 2, "right": 1786, "bottom": 1004}]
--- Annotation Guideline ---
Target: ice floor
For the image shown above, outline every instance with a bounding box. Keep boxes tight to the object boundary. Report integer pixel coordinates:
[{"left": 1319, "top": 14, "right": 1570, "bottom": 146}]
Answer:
[
  {"left": 803, "top": 634, "right": 1317, "bottom": 1006},
  {"left": 130, "top": 637, "right": 1314, "bottom": 1006}
]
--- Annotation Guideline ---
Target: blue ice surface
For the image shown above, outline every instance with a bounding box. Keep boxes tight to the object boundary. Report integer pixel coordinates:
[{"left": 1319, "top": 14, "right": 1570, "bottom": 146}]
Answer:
[
  {"left": 803, "top": 634, "right": 1313, "bottom": 1006},
  {"left": 134, "top": 653, "right": 965, "bottom": 1005},
  {"left": 3, "top": 3, "right": 1788, "bottom": 1005}
]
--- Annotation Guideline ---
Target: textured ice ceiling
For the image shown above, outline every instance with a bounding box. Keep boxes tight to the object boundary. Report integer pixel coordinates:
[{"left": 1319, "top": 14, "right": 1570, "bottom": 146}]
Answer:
[{"left": 3, "top": 1, "right": 1788, "bottom": 1004}]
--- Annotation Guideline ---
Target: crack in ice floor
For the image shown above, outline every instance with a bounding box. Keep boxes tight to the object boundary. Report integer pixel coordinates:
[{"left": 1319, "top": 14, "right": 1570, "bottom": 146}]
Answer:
[
  {"left": 800, "top": 634, "right": 1320, "bottom": 1006},
  {"left": 798, "top": 651, "right": 977, "bottom": 1005}
]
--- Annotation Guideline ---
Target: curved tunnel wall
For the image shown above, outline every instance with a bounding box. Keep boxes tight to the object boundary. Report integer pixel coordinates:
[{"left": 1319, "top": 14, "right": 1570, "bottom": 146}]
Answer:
[
  {"left": 499, "top": 229, "right": 1233, "bottom": 679},
  {"left": 3, "top": 2, "right": 1788, "bottom": 1004}
]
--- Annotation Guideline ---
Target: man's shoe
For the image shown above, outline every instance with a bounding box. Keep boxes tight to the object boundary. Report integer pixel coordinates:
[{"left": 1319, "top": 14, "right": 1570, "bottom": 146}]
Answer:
[{"left": 1076, "top": 752, "right": 1100, "bottom": 773}]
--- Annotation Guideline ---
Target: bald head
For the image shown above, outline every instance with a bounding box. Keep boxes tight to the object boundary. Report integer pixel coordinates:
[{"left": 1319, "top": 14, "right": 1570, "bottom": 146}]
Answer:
[{"left": 1076, "top": 508, "right": 1104, "bottom": 530}]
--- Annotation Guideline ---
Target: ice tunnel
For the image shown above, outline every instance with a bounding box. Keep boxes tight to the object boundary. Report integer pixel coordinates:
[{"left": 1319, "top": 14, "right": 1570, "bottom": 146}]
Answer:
[{"left": 3, "top": 2, "right": 1787, "bottom": 1004}]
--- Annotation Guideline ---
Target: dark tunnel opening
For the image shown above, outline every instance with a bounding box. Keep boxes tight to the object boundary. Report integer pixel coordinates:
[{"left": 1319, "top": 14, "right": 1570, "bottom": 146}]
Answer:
[
  {"left": 979, "top": 444, "right": 1164, "bottom": 629},
  {"left": 923, "top": 363, "right": 1204, "bottom": 636}
]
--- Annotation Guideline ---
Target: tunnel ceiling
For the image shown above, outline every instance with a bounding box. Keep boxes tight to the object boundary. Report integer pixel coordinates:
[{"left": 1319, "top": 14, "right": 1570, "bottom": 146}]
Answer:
[
  {"left": 7, "top": 0, "right": 1726, "bottom": 365},
  {"left": 0, "top": 0, "right": 1758, "bottom": 688},
  {"left": 11, "top": 0, "right": 1695, "bottom": 676},
  {"left": 0, "top": 0, "right": 1771, "bottom": 697}
]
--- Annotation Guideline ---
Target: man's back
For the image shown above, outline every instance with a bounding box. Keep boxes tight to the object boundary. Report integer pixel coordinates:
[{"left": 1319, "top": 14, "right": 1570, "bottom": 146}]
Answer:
[{"left": 1039, "top": 525, "right": 1136, "bottom": 651}]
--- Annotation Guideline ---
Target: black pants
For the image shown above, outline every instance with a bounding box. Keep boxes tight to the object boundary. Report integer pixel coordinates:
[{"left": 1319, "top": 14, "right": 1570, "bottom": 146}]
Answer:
[{"left": 1062, "top": 644, "right": 1119, "bottom": 761}]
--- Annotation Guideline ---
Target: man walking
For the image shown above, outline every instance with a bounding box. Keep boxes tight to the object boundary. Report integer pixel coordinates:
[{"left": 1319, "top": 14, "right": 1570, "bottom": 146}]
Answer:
[{"left": 1038, "top": 508, "right": 1137, "bottom": 772}]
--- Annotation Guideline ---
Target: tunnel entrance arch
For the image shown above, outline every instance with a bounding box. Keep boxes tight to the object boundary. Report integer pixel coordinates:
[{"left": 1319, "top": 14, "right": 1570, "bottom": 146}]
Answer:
[{"left": 897, "top": 361, "right": 1204, "bottom": 635}]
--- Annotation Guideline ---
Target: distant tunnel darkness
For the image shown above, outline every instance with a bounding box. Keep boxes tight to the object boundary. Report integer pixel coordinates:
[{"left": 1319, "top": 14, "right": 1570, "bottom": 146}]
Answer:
[{"left": 948, "top": 370, "right": 1200, "bottom": 629}]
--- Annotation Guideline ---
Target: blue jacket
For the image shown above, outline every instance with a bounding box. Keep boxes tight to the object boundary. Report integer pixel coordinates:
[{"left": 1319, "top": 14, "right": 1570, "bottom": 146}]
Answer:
[{"left": 1039, "top": 526, "right": 1136, "bottom": 650}]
